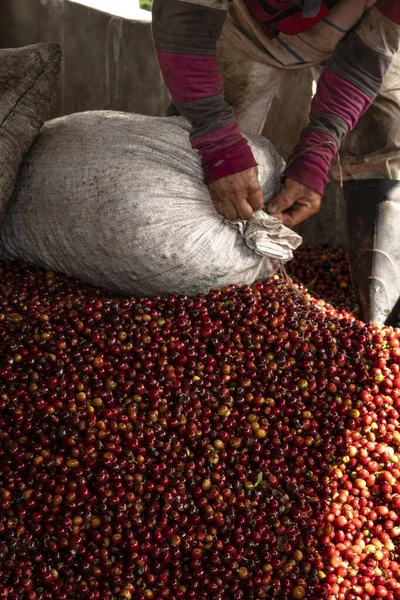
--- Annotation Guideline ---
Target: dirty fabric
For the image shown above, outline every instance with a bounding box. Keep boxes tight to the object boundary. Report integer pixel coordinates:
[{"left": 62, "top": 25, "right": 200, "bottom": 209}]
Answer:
[
  {"left": 0, "top": 43, "right": 61, "bottom": 221},
  {"left": 0, "top": 112, "right": 301, "bottom": 297}
]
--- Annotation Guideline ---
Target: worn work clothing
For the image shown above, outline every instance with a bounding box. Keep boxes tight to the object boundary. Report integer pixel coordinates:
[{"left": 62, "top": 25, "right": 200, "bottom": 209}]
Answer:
[
  {"left": 152, "top": 0, "right": 400, "bottom": 194},
  {"left": 219, "top": 0, "right": 400, "bottom": 184}
]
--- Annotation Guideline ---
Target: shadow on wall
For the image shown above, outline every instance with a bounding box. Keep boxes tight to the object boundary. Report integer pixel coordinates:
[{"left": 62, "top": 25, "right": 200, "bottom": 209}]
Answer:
[{"left": 0, "top": 0, "right": 169, "bottom": 118}]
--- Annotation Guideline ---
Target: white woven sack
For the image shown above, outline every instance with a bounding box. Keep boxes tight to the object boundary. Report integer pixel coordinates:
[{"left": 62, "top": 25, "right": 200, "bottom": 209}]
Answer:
[{"left": 0, "top": 111, "right": 301, "bottom": 296}]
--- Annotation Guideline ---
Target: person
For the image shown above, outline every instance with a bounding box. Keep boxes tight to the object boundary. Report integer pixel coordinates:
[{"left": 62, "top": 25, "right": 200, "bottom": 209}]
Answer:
[{"left": 151, "top": 0, "right": 400, "bottom": 326}]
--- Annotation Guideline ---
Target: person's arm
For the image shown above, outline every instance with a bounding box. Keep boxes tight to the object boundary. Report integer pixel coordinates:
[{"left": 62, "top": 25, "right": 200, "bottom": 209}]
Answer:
[
  {"left": 152, "top": 0, "right": 263, "bottom": 220},
  {"left": 269, "top": 1, "right": 400, "bottom": 227}
]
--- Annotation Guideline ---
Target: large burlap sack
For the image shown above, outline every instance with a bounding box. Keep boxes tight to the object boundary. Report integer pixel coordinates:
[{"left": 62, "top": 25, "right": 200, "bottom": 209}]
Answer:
[
  {"left": 0, "top": 111, "right": 301, "bottom": 296},
  {"left": 0, "top": 43, "right": 62, "bottom": 222}
]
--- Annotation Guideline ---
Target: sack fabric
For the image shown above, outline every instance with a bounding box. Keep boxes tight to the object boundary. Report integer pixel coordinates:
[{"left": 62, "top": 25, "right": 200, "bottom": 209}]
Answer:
[
  {"left": 0, "top": 111, "right": 301, "bottom": 296},
  {"left": 0, "top": 42, "right": 62, "bottom": 221}
]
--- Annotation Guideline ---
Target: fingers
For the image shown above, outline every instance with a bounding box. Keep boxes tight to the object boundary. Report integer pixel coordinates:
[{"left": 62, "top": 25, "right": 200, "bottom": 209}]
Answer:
[
  {"left": 233, "top": 197, "right": 254, "bottom": 220},
  {"left": 267, "top": 178, "right": 322, "bottom": 227},
  {"left": 209, "top": 168, "right": 263, "bottom": 221},
  {"left": 267, "top": 190, "right": 296, "bottom": 216},
  {"left": 280, "top": 199, "right": 321, "bottom": 227},
  {"left": 223, "top": 200, "right": 240, "bottom": 221},
  {"left": 280, "top": 208, "right": 304, "bottom": 228},
  {"left": 275, "top": 197, "right": 321, "bottom": 227},
  {"left": 211, "top": 194, "right": 251, "bottom": 221},
  {"left": 221, "top": 197, "right": 254, "bottom": 220},
  {"left": 212, "top": 197, "right": 225, "bottom": 216},
  {"left": 247, "top": 185, "right": 264, "bottom": 212},
  {"left": 208, "top": 163, "right": 322, "bottom": 226}
]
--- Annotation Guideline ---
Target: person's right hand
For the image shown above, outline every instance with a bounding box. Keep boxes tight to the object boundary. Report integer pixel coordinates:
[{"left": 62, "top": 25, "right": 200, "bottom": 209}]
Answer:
[{"left": 208, "top": 167, "right": 264, "bottom": 221}]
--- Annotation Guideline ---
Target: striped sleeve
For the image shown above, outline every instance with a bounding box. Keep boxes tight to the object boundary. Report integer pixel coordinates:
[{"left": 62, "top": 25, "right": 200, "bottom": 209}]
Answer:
[
  {"left": 285, "top": 1, "right": 400, "bottom": 195},
  {"left": 152, "top": 0, "right": 257, "bottom": 184}
]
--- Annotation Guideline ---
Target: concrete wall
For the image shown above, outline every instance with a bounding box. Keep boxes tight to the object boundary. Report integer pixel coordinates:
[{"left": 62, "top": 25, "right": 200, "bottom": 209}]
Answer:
[
  {"left": 0, "top": 0, "right": 346, "bottom": 246},
  {"left": 0, "top": 0, "right": 169, "bottom": 117}
]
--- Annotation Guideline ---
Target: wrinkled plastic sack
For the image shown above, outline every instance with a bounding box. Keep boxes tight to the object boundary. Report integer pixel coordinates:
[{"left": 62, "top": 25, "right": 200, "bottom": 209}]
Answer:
[{"left": 0, "top": 111, "right": 302, "bottom": 296}]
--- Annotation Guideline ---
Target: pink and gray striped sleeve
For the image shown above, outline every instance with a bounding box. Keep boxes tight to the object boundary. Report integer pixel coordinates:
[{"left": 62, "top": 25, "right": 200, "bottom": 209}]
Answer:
[
  {"left": 152, "top": 0, "right": 257, "bottom": 184},
  {"left": 286, "top": 1, "right": 400, "bottom": 195}
]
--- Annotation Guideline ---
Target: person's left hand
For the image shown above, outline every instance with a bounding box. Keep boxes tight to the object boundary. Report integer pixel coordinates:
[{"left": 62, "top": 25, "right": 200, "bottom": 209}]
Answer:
[{"left": 267, "top": 178, "right": 322, "bottom": 228}]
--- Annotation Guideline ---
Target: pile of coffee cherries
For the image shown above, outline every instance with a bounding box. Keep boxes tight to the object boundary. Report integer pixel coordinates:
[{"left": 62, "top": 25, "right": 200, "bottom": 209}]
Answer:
[{"left": 0, "top": 246, "right": 399, "bottom": 600}]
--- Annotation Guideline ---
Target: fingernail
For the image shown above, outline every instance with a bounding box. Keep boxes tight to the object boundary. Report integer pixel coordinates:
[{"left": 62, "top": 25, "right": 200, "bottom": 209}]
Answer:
[{"left": 268, "top": 202, "right": 278, "bottom": 214}]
